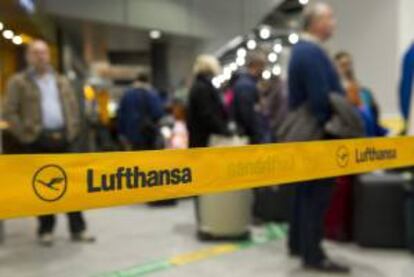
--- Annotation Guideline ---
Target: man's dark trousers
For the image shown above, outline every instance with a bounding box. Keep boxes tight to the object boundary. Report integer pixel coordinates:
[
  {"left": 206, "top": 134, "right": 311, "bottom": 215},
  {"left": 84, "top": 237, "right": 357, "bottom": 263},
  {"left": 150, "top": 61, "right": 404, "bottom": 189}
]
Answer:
[
  {"left": 289, "top": 179, "right": 333, "bottom": 265},
  {"left": 26, "top": 131, "right": 86, "bottom": 236}
]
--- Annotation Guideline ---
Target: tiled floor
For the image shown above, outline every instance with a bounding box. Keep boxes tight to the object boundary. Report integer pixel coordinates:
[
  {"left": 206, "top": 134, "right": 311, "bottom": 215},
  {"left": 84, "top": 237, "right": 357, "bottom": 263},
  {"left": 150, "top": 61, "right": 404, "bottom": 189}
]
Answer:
[{"left": 0, "top": 200, "right": 412, "bottom": 277}]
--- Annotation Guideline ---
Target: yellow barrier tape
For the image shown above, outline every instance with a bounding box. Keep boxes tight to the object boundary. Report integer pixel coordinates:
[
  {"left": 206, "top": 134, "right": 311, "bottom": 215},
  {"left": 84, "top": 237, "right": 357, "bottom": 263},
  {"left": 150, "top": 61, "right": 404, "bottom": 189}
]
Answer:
[{"left": 0, "top": 136, "right": 413, "bottom": 219}]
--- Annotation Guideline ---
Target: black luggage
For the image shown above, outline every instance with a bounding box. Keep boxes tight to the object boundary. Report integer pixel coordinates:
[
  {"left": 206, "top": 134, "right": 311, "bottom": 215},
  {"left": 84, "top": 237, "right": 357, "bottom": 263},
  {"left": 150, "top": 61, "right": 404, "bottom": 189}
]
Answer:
[
  {"left": 354, "top": 172, "right": 407, "bottom": 248},
  {"left": 253, "top": 185, "right": 294, "bottom": 223},
  {"left": 148, "top": 199, "right": 177, "bottom": 207},
  {"left": 405, "top": 179, "right": 414, "bottom": 253}
]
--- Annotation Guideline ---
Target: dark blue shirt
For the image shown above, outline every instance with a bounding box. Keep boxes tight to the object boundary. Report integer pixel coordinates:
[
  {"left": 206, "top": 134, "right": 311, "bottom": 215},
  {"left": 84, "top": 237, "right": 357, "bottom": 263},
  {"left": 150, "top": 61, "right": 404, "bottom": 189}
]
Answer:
[
  {"left": 288, "top": 40, "right": 344, "bottom": 125},
  {"left": 400, "top": 43, "right": 414, "bottom": 120},
  {"left": 233, "top": 73, "right": 262, "bottom": 143},
  {"left": 117, "top": 87, "right": 164, "bottom": 145}
]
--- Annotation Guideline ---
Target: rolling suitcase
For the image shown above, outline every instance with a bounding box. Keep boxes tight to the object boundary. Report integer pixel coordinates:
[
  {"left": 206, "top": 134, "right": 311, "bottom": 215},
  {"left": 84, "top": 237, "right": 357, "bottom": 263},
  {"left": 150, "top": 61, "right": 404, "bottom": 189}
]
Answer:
[
  {"left": 253, "top": 185, "right": 294, "bottom": 223},
  {"left": 354, "top": 172, "right": 407, "bottom": 248},
  {"left": 324, "top": 176, "right": 354, "bottom": 242},
  {"left": 198, "top": 190, "right": 252, "bottom": 241}
]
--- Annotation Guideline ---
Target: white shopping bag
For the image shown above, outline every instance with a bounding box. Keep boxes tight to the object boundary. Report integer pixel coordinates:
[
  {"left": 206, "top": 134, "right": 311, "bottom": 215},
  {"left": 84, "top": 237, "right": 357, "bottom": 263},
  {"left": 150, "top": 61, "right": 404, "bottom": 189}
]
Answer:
[{"left": 208, "top": 135, "right": 249, "bottom": 147}]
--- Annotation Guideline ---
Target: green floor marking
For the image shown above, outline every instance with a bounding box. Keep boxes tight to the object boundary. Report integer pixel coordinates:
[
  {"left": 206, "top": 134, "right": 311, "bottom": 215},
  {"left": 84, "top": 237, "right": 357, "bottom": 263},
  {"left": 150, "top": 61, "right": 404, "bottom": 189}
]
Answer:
[{"left": 100, "top": 223, "right": 287, "bottom": 277}]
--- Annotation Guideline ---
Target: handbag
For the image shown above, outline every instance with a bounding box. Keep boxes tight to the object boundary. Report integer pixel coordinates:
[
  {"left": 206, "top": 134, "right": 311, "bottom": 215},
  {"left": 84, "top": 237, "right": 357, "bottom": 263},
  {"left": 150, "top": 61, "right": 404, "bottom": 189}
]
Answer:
[{"left": 278, "top": 93, "right": 365, "bottom": 142}]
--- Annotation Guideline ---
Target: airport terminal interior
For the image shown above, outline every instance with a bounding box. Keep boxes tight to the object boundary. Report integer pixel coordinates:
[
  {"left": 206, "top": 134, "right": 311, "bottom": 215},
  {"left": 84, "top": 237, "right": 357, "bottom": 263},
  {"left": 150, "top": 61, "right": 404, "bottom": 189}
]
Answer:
[{"left": 1, "top": 0, "right": 414, "bottom": 276}]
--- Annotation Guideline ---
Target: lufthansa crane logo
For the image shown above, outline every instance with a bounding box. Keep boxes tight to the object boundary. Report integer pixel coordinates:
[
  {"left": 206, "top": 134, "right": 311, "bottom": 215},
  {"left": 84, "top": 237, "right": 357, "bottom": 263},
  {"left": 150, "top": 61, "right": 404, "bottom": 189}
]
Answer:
[
  {"left": 336, "top": 146, "right": 351, "bottom": 168},
  {"left": 32, "top": 165, "right": 68, "bottom": 202}
]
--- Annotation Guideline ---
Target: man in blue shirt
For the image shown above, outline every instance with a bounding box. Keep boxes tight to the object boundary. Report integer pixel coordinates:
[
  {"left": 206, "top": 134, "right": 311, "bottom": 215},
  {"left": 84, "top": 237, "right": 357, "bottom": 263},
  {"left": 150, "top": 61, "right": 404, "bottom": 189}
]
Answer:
[
  {"left": 287, "top": 3, "right": 349, "bottom": 273},
  {"left": 233, "top": 51, "right": 266, "bottom": 144}
]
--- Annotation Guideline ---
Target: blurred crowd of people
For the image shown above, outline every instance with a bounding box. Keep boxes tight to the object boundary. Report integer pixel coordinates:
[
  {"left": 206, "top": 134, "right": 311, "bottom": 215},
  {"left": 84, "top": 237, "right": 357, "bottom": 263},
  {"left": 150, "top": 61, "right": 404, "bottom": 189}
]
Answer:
[{"left": 2, "top": 1, "right": 406, "bottom": 274}]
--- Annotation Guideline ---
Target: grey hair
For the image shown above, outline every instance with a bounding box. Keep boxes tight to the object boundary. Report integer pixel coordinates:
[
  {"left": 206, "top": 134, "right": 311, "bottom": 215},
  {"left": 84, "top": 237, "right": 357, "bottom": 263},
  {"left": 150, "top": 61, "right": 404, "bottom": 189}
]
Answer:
[{"left": 302, "top": 2, "right": 331, "bottom": 31}]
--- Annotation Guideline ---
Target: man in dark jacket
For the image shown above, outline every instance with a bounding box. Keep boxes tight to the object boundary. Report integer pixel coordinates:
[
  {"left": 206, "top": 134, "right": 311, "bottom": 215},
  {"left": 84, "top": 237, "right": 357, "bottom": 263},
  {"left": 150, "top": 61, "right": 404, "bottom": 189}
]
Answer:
[
  {"left": 233, "top": 51, "right": 266, "bottom": 144},
  {"left": 117, "top": 73, "right": 164, "bottom": 150},
  {"left": 287, "top": 2, "right": 349, "bottom": 273}
]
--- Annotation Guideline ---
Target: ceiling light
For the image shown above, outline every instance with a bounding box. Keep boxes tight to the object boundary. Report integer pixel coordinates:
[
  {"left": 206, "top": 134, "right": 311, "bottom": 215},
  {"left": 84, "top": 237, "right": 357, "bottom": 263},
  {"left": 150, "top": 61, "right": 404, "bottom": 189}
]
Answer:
[
  {"left": 108, "top": 101, "right": 118, "bottom": 116},
  {"left": 212, "top": 77, "right": 221, "bottom": 88},
  {"left": 259, "top": 27, "right": 271, "bottom": 40},
  {"left": 12, "top": 35, "right": 23, "bottom": 45},
  {"left": 247, "top": 39, "right": 257, "bottom": 50},
  {"left": 224, "top": 71, "right": 232, "bottom": 81},
  {"left": 3, "top": 30, "right": 14, "bottom": 40},
  {"left": 288, "top": 33, "right": 299, "bottom": 44},
  {"left": 262, "top": 70, "right": 271, "bottom": 80},
  {"left": 236, "top": 56, "right": 246, "bottom": 67},
  {"left": 230, "top": 62, "right": 238, "bottom": 71},
  {"left": 299, "top": 0, "right": 309, "bottom": 5},
  {"left": 0, "top": 22, "right": 4, "bottom": 31},
  {"left": 218, "top": 75, "right": 226, "bottom": 83},
  {"left": 223, "top": 66, "right": 232, "bottom": 76},
  {"left": 272, "top": 65, "right": 282, "bottom": 76},
  {"left": 149, "top": 30, "right": 162, "bottom": 40},
  {"left": 268, "top": 53, "right": 278, "bottom": 63},
  {"left": 273, "top": 43, "right": 283, "bottom": 53},
  {"left": 237, "top": 47, "right": 247, "bottom": 57}
]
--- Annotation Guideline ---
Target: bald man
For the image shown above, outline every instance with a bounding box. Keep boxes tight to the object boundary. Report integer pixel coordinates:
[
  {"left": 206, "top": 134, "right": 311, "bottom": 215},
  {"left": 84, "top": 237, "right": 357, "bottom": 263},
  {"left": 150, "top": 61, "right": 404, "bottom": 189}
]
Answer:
[
  {"left": 287, "top": 2, "right": 349, "bottom": 273},
  {"left": 4, "top": 39, "right": 95, "bottom": 246}
]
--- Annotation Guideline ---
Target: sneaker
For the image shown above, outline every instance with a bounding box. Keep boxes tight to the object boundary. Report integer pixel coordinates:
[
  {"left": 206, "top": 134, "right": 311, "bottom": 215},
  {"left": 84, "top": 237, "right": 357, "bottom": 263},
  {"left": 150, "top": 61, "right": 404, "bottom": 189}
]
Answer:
[
  {"left": 38, "top": 233, "right": 54, "bottom": 247},
  {"left": 305, "top": 259, "right": 350, "bottom": 274},
  {"left": 71, "top": 232, "right": 96, "bottom": 243}
]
